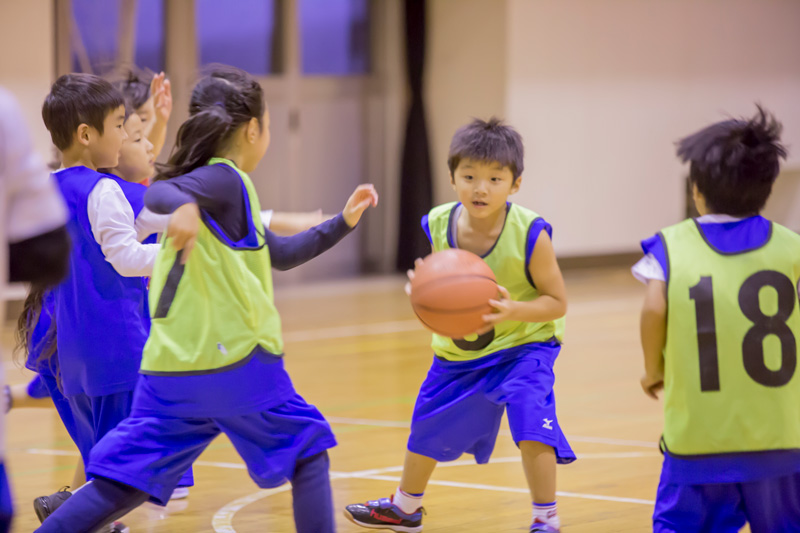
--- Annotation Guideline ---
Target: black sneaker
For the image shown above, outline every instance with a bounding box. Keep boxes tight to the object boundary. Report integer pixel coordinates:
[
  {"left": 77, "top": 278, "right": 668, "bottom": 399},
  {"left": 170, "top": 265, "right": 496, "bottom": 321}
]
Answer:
[
  {"left": 107, "top": 521, "right": 130, "bottom": 533},
  {"left": 344, "top": 496, "right": 424, "bottom": 532},
  {"left": 33, "top": 486, "right": 73, "bottom": 523}
]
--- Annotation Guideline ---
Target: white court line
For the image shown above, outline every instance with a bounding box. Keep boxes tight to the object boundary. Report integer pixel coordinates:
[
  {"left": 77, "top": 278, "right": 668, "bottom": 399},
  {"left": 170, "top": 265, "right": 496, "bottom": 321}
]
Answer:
[
  {"left": 212, "top": 458, "right": 654, "bottom": 532},
  {"left": 24, "top": 448, "right": 80, "bottom": 457}
]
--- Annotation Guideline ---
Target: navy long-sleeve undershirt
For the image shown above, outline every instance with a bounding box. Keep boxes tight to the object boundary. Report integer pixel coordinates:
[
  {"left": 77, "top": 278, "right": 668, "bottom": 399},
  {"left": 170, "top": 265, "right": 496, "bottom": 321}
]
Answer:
[{"left": 144, "top": 164, "right": 353, "bottom": 270}]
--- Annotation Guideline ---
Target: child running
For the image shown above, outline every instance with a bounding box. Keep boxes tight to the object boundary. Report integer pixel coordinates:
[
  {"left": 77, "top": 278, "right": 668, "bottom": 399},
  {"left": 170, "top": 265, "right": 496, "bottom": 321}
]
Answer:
[
  {"left": 345, "top": 118, "right": 574, "bottom": 533},
  {"left": 634, "top": 106, "right": 800, "bottom": 533},
  {"left": 36, "top": 65, "right": 378, "bottom": 533}
]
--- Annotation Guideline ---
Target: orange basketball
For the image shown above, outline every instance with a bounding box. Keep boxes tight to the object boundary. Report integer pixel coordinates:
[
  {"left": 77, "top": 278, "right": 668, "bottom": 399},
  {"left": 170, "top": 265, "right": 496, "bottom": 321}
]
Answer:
[{"left": 409, "top": 249, "right": 497, "bottom": 338}]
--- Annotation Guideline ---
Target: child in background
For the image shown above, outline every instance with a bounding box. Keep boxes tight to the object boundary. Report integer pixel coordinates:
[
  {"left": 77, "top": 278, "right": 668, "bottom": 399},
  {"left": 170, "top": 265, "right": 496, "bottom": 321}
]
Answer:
[
  {"left": 634, "top": 107, "right": 800, "bottom": 533},
  {"left": 36, "top": 65, "right": 378, "bottom": 533},
  {"left": 115, "top": 67, "right": 329, "bottom": 234},
  {"left": 345, "top": 118, "right": 574, "bottom": 533},
  {"left": 34, "top": 73, "right": 175, "bottom": 532}
]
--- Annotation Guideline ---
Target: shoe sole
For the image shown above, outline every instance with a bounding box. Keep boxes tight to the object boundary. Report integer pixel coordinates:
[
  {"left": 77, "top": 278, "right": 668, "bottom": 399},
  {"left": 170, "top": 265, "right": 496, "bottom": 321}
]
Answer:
[{"left": 342, "top": 509, "right": 423, "bottom": 533}]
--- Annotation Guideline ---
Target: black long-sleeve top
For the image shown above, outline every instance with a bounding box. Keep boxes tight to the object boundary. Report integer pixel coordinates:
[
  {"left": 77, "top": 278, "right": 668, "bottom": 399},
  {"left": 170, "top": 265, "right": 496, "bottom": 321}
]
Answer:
[{"left": 144, "top": 163, "right": 353, "bottom": 270}]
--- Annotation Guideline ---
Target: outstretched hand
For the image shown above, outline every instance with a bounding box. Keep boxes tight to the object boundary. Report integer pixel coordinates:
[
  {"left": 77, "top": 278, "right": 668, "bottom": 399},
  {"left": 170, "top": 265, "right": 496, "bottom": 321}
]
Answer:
[
  {"left": 343, "top": 184, "right": 379, "bottom": 227},
  {"left": 167, "top": 203, "right": 200, "bottom": 263},
  {"left": 150, "top": 72, "right": 173, "bottom": 124}
]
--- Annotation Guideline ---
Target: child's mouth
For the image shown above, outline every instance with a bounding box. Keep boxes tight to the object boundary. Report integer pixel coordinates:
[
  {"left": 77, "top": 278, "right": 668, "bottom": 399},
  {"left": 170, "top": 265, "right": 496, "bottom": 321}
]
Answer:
[{"left": 472, "top": 201, "right": 488, "bottom": 207}]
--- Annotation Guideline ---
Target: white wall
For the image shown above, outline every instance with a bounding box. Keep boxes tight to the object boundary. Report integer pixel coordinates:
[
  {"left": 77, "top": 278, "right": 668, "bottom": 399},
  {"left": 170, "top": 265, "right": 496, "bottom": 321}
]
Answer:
[
  {"left": 0, "top": 0, "right": 54, "bottom": 159},
  {"left": 506, "top": 0, "right": 800, "bottom": 256},
  {"left": 426, "top": 0, "right": 507, "bottom": 203}
]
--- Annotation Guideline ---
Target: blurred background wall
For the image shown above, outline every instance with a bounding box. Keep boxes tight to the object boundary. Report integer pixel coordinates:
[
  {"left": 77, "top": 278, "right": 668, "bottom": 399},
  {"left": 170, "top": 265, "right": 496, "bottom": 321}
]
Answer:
[{"left": 2, "top": 0, "right": 799, "bottom": 279}]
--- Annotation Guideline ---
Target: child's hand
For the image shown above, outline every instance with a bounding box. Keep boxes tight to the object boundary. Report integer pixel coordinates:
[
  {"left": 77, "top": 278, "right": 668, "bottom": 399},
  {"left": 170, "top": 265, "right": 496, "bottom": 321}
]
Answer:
[
  {"left": 166, "top": 203, "right": 200, "bottom": 263},
  {"left": 150, "top": 72, "right": 173, "bottom": 124},
  {"left": 404, "top": 258, "right": 424, "bottom": 296},
  {"left": 343, "top": 184, "right": 379, "bottom": 227},
  {"left": 482, "top": 286, "right": 517, "bottom": 326},
  {"left": 640, "top": 373, "right": 664, "bottom": 400}
]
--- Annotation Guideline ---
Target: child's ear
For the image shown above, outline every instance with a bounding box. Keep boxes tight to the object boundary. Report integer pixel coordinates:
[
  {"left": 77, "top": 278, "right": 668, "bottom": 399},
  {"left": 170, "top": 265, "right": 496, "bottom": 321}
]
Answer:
[
  {"left": 76, "top": 124, "right": 91, "bottom": 146},
  {"left": 510, "top": 175, "right": 522, "bottom": 194},
  {"left": 247, "top": 117, "right": 259, "bottom": 143}
]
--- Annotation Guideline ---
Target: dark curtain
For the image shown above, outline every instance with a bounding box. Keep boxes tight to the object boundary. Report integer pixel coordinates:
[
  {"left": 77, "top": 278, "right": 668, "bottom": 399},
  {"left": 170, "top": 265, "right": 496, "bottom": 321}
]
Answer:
[{"left": 395, "top": 0, "right": 433, "bottom": 271}]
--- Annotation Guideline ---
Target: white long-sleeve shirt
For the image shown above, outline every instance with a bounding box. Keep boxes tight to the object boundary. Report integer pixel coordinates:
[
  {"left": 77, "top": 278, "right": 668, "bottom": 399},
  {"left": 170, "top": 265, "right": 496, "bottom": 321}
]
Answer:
[
  {"left": 84, "top": 177, "right": 274, "bottom": 278},
  {"left": 84, "top": 177, "right": 166, "bottom": 277},
  {"left": 631, "top": 214, "right": 745, "bottom": 283}
]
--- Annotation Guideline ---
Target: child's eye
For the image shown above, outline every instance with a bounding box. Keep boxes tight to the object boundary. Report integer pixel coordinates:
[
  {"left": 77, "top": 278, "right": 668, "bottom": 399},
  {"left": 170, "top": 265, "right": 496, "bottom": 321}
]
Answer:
[
  {"left": 464, "top": 175, "right": 473, "bottom": 180},
  {"left": 491, "top": 177, "right": 501, "bottom": 182}
]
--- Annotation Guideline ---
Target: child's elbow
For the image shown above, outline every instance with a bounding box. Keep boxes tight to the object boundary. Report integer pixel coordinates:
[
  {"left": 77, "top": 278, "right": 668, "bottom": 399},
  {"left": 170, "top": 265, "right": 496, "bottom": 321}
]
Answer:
[{"left": 552, "top": 298, "right": 567, "bottom": 320}]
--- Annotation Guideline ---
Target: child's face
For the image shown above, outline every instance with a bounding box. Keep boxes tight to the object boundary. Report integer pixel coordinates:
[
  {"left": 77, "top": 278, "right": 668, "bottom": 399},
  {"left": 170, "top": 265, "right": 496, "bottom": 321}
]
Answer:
[
  {"left": 136, "top": 96, "right": 156, "bottom": 137},
  {"left": 89, "top": 105, "right": 127, "bottom": 169},
  {"left": 115, "top": 114, "right": 155, "bottom": 183},
  {"left": 451, "top": 158, "right": 520, "bottom": 218}
]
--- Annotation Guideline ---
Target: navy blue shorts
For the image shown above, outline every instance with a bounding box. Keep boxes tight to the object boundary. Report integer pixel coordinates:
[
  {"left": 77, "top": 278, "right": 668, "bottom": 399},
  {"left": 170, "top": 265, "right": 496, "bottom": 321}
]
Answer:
[
  {"left": 67, "top": 390, "right": 134, "bottom": 468},
  {"left": 408, "top": 342, "right": 575, "bottom": 464},
  {"left": 654, "top": 471, "right": 800, "bottom": 533},
  {"left": 86, "top": 392, "right": 337, "bottom": 505},
  {"left": 0, "top": 463, "right": 12, "bottom": 533},
  {"left": 67, "top": 389, "right": 194, "bottom": 487}
]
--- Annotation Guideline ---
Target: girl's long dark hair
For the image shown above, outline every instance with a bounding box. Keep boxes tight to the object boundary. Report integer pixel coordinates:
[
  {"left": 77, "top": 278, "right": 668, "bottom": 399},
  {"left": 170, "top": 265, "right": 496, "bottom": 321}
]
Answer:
[
  {"left": 14, "top": 285, "right": 58, "bottom": 377},
  {"left": 155, "top": 66, "right": 265, "bottom": 181}
]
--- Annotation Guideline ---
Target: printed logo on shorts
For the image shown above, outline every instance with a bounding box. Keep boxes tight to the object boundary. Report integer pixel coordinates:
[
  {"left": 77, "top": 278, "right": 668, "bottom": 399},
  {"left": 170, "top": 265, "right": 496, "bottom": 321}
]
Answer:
[
  {"left": 217, "top": 342, "right": 228, "bottom": 355},
  {"left": 542, "top": 418, "right": 553, "bottom": 430}
]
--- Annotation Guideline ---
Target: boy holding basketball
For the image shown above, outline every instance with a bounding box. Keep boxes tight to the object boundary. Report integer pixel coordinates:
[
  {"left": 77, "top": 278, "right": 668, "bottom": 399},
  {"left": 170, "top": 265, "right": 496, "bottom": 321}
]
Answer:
[
  {"left": 634, "top": 107, "right": 800, "bottom": 533},
  {"left": 345, "top": 118, "right": 574, "bottom": 533}
]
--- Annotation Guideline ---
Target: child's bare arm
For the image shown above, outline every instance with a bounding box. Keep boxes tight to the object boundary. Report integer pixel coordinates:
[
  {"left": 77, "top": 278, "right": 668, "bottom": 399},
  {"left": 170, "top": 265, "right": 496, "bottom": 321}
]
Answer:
[
  {"left": 483, "top": 230, "right": 567, "bottom": 326},
  {"left": 640, "top": 279, "right": 667, "bottom": 399}
]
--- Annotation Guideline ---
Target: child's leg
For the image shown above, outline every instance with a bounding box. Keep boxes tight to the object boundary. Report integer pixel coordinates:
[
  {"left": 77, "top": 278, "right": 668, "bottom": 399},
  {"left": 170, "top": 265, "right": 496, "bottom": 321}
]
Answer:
[
  {"left": 71, "top": 457, "right": 85, "bottom": 489},
  {"left": 292, "top": 451, "right": 333, "bottom": 532},
  {"left": 215, "top": 394, "right": 337, "bottom": 533},
  {"left": 34, "top": 477, "right": 148, "bottom": 533},
  {"left": 8, "top": 382, "right": 52, "bottom": 409},
  {"left": 399, "top": 450, "right": 438, "bottom": 495},
  {"left": 520, "top": 440, "right": 556, "bottom": 503}
]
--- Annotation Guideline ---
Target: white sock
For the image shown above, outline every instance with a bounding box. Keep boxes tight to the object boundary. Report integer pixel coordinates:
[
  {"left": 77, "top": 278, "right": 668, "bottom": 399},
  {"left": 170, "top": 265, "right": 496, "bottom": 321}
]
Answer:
[
  {"left": 393, "top": 487, "right": 423, "bottom": 514},
  {"left": 533, "top": 501, "right": 560, "bottom": 529}
]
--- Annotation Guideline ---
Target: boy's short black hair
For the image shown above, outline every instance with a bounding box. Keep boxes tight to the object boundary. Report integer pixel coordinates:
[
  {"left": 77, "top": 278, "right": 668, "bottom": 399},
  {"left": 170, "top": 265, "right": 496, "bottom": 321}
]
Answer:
[
  {"left": 111, "top": 67, "right": 153, "bottom": 111},
  {"left": 42, "top": 73, "right": 125, "bottom": 151},
  {"left": 448, "top": 117, "right": 525, "bottom": 181},
  {"left": 677, "top": 105, "right": 787, "bottom": 216}
]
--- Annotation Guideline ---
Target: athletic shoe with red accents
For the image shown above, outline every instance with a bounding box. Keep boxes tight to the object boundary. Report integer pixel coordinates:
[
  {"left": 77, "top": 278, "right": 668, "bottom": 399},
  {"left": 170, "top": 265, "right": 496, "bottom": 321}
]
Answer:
[{"left": 344, "top": 495, "right": 424, "bottom": 532}]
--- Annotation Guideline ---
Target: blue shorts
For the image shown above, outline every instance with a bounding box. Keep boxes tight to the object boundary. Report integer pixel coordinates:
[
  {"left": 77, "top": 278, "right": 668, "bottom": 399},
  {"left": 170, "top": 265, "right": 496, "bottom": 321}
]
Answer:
[
  {"left": 67, "top": 390, "right": 134, "bottom": 468},
  {"left": 26, "top": 375, "right": 50, "bottom": 399},
  {"left": 86, "top": 393, "right": 337, "bottom": 505},
  {"left": 408, "top": 342, "right": 575, "bottom": 464},
  {"left": 654, "top": 471, "right": 800, "bottom": 533},
  {"left": 39, "top": 375, "right": 81, "bottom": 455},
  {"left": 69, "top": 389, "right": 195, "bottom": 488},
  {"left": 0, "top": 463, "right": 12, "bottom": 533}
]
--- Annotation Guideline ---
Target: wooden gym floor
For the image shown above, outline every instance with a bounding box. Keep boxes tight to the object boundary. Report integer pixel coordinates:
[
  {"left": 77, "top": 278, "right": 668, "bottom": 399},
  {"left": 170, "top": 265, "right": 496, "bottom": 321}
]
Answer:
[{"left": 3, "top": 267, "right": 728, "bottom": 532}]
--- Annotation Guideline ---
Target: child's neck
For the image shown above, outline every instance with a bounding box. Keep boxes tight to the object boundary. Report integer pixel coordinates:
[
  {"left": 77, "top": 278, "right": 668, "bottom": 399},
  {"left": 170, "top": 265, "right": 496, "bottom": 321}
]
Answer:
[
  {"left": 461, "top": 204, "right": 507, "bottom": 234},
  {"left": 108, "top": 169, "right": 144, "bottom": 183},
  {"left": 456, "top": 204, "right": 507, "bottom": 255},
  {"left": 60, "top": 147, "right": 98, "bottom": 171}
]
